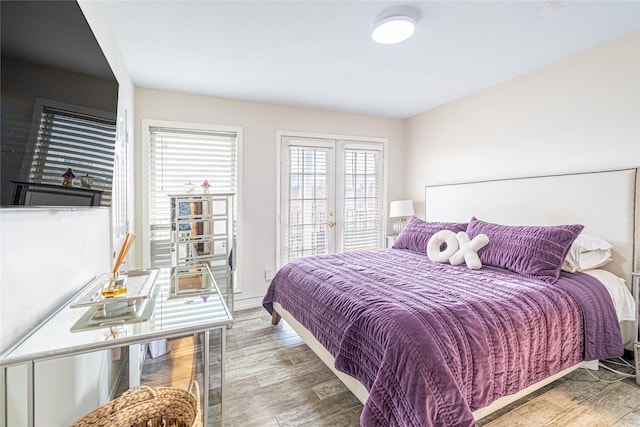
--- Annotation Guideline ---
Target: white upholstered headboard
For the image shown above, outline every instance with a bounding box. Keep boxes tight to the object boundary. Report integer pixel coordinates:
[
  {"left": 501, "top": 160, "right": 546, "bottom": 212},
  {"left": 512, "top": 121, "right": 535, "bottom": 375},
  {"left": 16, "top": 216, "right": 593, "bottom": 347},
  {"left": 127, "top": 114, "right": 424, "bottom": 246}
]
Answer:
[{"left": 425, "top": 168, "right": 639, "bottom": 288}]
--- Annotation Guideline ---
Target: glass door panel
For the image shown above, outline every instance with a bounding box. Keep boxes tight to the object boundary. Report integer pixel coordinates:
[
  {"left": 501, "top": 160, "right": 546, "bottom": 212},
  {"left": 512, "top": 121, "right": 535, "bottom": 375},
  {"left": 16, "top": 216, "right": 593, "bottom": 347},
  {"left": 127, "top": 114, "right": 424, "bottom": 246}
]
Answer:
[{"left": 281, "top": 140, "right": 335, "bottom": 263}]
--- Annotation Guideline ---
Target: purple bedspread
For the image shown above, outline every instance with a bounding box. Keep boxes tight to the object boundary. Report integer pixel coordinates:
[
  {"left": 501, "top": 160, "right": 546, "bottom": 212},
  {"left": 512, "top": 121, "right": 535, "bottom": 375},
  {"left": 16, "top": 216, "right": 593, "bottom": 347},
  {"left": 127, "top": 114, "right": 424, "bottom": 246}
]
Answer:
[{"left": 262, "top": 249, "right": 623, "bottom": 426}]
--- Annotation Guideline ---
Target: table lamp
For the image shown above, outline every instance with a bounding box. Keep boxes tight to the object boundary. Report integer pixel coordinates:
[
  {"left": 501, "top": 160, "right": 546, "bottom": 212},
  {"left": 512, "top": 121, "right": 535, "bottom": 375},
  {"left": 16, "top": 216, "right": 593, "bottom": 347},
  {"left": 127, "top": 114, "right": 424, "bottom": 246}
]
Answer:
[{"left": 390, "top": 200, "right": 415, "bottom": 234}]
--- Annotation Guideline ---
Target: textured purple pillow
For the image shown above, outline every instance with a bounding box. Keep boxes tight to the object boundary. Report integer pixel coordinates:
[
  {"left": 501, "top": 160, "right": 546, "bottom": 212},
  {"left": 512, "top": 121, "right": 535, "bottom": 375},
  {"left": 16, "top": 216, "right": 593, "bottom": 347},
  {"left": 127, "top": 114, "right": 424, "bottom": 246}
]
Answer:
[
  {"left": 393, "top": 217, "right": 467, "bottom": 254},
  {"left": 466, "top": 217, "right": 584, "bottom": 283}
]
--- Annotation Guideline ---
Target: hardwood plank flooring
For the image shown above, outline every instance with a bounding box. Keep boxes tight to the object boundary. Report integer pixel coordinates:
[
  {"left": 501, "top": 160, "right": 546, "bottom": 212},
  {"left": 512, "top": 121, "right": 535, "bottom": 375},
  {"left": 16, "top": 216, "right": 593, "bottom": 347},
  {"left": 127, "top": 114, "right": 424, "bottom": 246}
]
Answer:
[{"left": 116, "top": 307, "right": 640, "bottom": 426}]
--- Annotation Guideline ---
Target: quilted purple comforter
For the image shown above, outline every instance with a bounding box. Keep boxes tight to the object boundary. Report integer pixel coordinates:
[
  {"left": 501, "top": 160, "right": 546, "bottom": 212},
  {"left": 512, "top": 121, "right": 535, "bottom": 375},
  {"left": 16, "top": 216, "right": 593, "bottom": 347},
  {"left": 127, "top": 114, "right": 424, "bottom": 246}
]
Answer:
[{"left": 262, "top": 249, "right": 623, "bottom": 426}]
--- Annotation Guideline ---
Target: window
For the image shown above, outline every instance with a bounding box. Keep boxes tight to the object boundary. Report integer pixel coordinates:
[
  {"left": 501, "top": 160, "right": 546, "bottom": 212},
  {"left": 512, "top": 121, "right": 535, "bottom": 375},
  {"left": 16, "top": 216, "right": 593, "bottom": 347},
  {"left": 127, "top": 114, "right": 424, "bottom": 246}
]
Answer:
[
  {"left": 28, "top": 102, "right": 117, "bottom": 206},
  {"left": 111, "top": 109, "right": 130, "bottom": 240},
  {"left": 343, "top": 147, "right": 383, "bottom": 252},
  {"left": 142, "top": 121, "right": 239, "bottom": 270},
  {"left": 284, "top": 143, "right": 333, "bottom": 260},
  {"left": 279, "top": 134, "right": 385, "bottom": 265}
]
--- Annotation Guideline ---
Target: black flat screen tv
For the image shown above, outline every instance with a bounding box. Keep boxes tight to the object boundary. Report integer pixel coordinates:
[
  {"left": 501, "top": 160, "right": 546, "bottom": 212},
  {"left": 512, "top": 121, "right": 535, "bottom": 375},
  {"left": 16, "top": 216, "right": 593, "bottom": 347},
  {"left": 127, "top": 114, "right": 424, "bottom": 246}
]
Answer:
[{"left": 1, "top": 0, "right": 119, "bottom": 207}]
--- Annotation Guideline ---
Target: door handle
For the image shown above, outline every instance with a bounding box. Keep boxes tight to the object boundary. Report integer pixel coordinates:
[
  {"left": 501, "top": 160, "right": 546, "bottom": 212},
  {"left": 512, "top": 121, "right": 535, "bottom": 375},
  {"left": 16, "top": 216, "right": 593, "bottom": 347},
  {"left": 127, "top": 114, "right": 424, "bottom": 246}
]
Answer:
[{"left": 328, "top": 221, "right": 335, "bottom": 228}]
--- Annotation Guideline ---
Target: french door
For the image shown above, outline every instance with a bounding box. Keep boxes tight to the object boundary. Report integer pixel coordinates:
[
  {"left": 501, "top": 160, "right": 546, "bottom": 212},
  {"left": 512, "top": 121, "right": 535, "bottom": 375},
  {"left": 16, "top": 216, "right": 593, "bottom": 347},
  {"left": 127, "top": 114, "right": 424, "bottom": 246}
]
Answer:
[{"left": 279, "top": 134, "right": 385, "bottom": 265}]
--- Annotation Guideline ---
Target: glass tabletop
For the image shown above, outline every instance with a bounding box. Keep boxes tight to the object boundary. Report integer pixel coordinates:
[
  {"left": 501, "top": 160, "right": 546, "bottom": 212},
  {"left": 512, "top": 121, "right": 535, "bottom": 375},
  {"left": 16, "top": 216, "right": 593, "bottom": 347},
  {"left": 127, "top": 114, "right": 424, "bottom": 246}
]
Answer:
[{"left": 0, "top": 265, "right": 233, "bottom": 365}]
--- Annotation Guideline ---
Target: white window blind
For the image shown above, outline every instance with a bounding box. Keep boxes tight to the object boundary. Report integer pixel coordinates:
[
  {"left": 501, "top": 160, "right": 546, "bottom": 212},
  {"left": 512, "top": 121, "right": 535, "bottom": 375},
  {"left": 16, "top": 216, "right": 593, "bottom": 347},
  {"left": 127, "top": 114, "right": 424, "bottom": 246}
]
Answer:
[
  {"left": 148, "top": 126, "right": 237, "bottom": 268},
  {"left": 28, "top": 105, "right": 116, "bottom": 205},
  {"left": 286, "top": 146, "right": 332, "bottom": 261},
  {"left": 279, "top": 135, "right": 385, "bottom": 265},
  {"left": 343, "top": 147, "right": 383, "bottom": 252}
]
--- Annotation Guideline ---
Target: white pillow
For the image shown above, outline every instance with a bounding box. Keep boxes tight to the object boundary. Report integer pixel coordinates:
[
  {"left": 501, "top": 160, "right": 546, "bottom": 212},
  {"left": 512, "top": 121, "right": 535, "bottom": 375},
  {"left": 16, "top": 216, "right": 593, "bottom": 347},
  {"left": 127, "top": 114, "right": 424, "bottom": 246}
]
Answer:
[
  {"left": 582, "top": 269, "right": 635, "bottom": 322},
  {"left": 426, "top": 230, "right": 459, "bottom": 263},
  {"left": 562, "top": 234, "right": 613, "bottom": 273},
  {"left": 427, "top": 230, "right": 489, "bottom": 270}
]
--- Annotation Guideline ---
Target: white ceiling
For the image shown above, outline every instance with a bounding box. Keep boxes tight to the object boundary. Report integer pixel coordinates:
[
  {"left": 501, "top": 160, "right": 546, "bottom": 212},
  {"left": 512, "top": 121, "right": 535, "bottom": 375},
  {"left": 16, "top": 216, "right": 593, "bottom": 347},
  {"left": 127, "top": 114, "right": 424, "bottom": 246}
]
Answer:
[{"left": 101, "top": 1, "right": 639, "bottom": 119}]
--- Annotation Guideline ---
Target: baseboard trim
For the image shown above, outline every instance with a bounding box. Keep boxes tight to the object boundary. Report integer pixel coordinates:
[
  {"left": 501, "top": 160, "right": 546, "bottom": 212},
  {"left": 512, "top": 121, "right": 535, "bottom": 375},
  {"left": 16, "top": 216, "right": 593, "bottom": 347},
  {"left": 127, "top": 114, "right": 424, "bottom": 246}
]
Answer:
[{"left": 233, "top": 295, "right": 264, "bottom": 311}]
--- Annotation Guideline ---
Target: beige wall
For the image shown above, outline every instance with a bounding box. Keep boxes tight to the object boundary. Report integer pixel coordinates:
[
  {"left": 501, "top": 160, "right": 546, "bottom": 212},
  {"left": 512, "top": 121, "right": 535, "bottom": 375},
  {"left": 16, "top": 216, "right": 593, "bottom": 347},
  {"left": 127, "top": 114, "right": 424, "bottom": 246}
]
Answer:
[
  {"left": 404, "top": 32, "right": 640, "bottom": 217},
  {"left": 134, "top": 89, "right": 405, "bottom": 308}
]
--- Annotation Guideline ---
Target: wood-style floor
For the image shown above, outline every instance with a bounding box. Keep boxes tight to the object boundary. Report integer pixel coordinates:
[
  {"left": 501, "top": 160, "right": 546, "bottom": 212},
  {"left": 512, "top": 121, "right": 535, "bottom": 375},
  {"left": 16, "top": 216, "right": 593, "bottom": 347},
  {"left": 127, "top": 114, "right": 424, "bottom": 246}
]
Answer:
[{"left": 116, "top": 307, "right": 640, "bottom": 426}]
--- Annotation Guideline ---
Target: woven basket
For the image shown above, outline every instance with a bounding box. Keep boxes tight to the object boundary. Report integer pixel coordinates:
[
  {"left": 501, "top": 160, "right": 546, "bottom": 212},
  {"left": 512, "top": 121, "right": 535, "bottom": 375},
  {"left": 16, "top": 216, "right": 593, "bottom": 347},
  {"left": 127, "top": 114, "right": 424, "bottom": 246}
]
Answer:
[{"left": 71, "top": 380, "right": 202, "bottom": 427}]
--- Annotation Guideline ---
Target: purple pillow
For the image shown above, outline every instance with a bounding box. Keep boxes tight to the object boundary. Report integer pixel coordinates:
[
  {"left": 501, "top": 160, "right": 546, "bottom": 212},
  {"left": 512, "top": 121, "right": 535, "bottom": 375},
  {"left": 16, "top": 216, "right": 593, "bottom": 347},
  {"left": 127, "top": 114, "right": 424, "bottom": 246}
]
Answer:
[
  {"left": 393, "top": 217, "right": 467, "bottom": 254},
  {"left": 466, "top": 217, "right": 583, "bottom": 283}
]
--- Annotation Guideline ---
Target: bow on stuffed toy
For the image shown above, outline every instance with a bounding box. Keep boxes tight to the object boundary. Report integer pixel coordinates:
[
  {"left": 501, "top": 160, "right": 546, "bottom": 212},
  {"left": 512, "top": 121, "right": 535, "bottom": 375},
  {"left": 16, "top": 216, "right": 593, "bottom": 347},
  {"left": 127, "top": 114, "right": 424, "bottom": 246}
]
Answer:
[{"left": 427, "top": 230, "right": 489, "bottom": 270}]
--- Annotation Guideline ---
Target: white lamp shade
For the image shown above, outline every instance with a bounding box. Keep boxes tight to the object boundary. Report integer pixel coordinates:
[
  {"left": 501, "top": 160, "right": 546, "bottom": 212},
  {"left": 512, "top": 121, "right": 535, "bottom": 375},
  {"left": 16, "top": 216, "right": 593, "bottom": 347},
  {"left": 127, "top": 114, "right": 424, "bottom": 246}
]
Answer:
[{"left": 389, "top": 200, "right": 414, "bottom": 218}]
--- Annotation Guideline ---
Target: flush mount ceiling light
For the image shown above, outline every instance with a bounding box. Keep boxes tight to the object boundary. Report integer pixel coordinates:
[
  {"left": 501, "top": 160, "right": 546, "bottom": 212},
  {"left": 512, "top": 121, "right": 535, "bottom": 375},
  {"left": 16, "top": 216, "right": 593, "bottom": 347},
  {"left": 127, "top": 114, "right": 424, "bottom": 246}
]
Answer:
[{"left": 372, "top": 6, "right": 419, "bottom": 44}]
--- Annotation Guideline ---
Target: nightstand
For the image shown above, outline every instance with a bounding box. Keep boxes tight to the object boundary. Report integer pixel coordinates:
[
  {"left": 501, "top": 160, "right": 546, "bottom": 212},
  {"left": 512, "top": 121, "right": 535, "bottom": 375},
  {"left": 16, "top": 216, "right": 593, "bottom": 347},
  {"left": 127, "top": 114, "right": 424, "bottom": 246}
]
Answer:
[
  {"left": 387, "top": 235, "right": 398, "bottom": 248},
  {"left": 633, "top": 271, "right": 640, "bottom": 385}
]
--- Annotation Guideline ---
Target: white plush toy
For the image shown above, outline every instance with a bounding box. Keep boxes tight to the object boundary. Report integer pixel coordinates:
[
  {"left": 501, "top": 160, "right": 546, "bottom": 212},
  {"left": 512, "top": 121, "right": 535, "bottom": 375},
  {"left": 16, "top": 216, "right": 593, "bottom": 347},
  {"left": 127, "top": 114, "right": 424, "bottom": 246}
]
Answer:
[
  {"left": 426, "top": 230, "right": 460, "bottom": 263},
  {"left": 449, "top": 231, "right": 489, "bottom": 270}
]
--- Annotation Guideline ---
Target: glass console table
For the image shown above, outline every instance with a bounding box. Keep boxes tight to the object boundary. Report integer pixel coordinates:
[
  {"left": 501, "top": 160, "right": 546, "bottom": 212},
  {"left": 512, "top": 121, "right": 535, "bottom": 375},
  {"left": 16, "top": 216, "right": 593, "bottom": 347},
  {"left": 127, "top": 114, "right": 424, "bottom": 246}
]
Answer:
[{"left": 0, "top": 265, "right": 233, "bottom": 426}]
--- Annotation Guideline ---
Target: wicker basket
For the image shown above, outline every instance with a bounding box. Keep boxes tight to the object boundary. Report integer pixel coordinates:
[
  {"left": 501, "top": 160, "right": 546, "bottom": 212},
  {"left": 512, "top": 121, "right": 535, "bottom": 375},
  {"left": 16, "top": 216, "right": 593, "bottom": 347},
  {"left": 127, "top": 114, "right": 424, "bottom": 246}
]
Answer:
[{"left": 71, "top": 380, "right": 202, "bottom": 427}]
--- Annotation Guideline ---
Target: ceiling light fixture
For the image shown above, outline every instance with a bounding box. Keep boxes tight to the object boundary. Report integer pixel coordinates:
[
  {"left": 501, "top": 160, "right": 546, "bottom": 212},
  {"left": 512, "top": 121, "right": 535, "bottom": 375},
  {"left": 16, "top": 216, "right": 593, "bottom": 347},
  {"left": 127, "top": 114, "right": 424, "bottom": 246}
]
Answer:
[{"left": 372, "top": 6, "right": 419, "bottom": 45}]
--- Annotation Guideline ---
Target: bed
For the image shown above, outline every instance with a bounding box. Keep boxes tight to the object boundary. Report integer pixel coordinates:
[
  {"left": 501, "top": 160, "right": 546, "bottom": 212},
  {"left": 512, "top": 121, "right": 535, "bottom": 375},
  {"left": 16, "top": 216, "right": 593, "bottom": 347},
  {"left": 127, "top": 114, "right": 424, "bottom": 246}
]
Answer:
[{"left": 263, "top": 168, "right": 639, "bottom": 426}]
